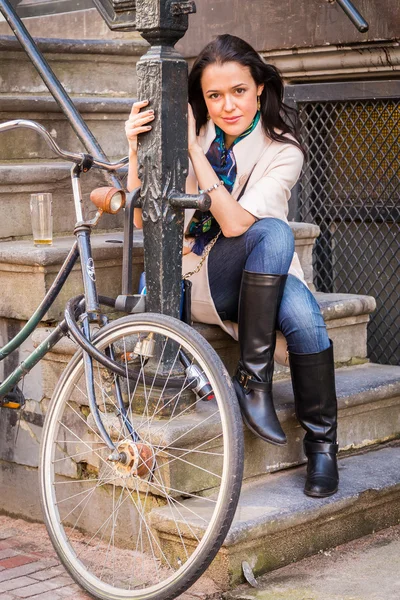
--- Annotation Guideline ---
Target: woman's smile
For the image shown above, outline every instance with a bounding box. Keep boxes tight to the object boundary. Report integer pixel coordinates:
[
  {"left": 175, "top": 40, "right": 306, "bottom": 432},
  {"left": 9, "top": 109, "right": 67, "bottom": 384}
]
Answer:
[{"left": 223, "top": 116, "right": 241, "bottom": 123}]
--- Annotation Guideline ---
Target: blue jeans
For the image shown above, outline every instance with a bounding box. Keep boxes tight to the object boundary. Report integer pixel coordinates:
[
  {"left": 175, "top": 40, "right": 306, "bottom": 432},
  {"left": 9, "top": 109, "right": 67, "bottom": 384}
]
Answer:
[{"left": 208, "top": 218, "right": 330, "bottom": 354}]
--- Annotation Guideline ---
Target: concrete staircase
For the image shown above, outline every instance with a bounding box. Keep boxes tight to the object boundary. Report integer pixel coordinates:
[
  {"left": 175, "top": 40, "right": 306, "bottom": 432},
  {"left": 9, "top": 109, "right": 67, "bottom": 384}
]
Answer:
[
  {"left": 0, "top": 35, "right": 148, "bottom": 242},
  {"left": 153, "top": 443, "right": 400, "bottom": 587},
  {"left": 0, "top": 28, "right": 399, "bottom": 595}
]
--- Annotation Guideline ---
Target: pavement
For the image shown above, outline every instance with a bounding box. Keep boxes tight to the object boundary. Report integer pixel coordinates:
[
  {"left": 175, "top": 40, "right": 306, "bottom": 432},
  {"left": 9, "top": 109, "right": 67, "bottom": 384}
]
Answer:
[
  {"left": 0, "top": 515, "right": 90, "bottom": 600},
  {"left": 0, "top": 514, "right": 399, "bottom": 600},
  {"left": 223, "top": 523, "right": 400, "bottom": 600},
  {"left": 0, "top": 515, "right": 213, "bottom": 599}
]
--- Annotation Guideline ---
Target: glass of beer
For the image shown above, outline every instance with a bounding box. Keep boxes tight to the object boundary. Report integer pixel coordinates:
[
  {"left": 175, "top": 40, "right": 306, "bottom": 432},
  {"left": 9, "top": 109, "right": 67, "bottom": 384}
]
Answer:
[{"left": 30, "top": 193, "right": 53, "bottom": 246}]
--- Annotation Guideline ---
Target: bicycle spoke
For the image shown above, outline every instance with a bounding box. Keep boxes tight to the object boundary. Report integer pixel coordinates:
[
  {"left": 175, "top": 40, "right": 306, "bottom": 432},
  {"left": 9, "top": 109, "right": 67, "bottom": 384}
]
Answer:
[
  {"left": 147, "top": 468, "right": 202, "bottom": 544},
  {"left": 41, "top": 315, "right": 242, "bottom": 598}
]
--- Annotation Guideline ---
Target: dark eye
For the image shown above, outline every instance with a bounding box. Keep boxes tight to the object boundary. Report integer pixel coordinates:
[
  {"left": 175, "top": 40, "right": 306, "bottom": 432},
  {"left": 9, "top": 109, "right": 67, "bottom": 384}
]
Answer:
[
  {"left": 209, "top": 93, "right": 219, "bottom": 99},
  {"left": 236, "top": 88, "right": 246, "bottom": 94}
]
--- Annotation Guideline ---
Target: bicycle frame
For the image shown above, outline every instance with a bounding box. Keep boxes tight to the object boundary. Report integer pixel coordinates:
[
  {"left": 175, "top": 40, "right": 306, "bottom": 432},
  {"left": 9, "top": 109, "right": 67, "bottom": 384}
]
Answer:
[
  {"left": 0, "top": 119, "right": 194, "bottom": 456},
  {"left": 0, "top": 159, "right": 131, "bottom": 453},
  {"left": 0, "top": 241, "right": 79, "bottom": 399}
]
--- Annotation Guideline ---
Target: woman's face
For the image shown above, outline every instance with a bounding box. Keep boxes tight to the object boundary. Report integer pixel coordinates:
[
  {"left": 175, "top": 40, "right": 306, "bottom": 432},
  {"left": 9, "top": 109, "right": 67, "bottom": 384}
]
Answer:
[{"left": 201, "top": 61, "right": 264, "bottom": 145}]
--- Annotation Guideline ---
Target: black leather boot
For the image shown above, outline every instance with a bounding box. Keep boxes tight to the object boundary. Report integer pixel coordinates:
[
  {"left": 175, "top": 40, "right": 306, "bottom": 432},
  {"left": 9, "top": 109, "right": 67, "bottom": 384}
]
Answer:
[
  {"left": 232, "top": 271, "right": 287, "bottom": 446},
  {"left": 289, "top": 340, "right": 339, "bottom": 497}
]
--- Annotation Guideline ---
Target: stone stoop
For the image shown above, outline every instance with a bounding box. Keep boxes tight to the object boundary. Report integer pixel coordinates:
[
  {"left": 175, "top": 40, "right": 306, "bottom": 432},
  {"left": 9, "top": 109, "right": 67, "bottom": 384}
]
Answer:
[
  {"left": 0, "top": 96, "right": 134, "bottom": 161},
  {"left": 151, "top": 443, "right": 400, "bottom": 588},
  {"left": 0, "top": 36, "right": 146, "bottom": 239},
  {"left": 0, "top": 36, "right": 146, "bottom": 161},
  {"left": 0, "top": 221, "right": 319, "bottom": 321},
  {"left": 0, "top": 162, "right": 124, "bottom": 240},
  {"left": 0, "top": 29, "right": 395, "bottom": 591},
  {"left": 0, "top": 232, "right": 143, "bottom": 322}
]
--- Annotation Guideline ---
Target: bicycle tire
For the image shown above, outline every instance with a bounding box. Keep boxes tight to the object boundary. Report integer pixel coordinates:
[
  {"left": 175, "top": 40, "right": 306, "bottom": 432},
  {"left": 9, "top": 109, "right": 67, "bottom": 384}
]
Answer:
[{"left": 40, "top": 313, "right": 244, "bottom": 600}]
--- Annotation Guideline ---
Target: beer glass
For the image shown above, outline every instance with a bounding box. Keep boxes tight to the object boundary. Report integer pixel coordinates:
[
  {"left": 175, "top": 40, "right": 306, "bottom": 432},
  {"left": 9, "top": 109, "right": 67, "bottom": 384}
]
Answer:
[{"left": 30, "top": 193, "right": 53, "bottom": 246}]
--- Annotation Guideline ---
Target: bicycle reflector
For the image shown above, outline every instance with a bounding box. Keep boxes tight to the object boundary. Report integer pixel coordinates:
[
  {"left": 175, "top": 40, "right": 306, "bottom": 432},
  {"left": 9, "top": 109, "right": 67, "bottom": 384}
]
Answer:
[{"left": 90, "top": 187, "right": 126, "bottom": 214}]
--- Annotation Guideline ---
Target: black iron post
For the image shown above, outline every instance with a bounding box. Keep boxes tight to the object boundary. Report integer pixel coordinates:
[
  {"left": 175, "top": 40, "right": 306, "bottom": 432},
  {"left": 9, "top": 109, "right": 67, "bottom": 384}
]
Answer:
[{"left": 135, "top": 0, "right": 196, "bottom": 317}]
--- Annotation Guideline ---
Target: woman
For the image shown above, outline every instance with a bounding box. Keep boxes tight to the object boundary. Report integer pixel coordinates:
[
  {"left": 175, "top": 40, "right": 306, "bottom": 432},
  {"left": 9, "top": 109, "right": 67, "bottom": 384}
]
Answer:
[{"left": 125, "top": 34, "right": 339, "bottom": 498}]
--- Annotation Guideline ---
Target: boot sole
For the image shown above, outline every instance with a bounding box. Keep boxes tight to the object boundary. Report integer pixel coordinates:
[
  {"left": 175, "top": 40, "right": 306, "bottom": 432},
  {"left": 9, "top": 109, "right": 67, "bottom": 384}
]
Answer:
[
  {"left": 241, "top": 412, "right": 287, "bottom": 446},
  {"left": 304, "top": 486, "right": 338, "bottom": 498}
]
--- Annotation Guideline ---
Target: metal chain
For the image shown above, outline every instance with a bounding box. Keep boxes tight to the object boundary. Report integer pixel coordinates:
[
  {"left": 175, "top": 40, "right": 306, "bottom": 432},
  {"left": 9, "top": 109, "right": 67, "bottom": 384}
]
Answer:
[
  {"left": 182, "top": 164, "right": 256, "bottom": 280},
  {"left": 182, "top": 230, "right": 222, "bottom": 280}
]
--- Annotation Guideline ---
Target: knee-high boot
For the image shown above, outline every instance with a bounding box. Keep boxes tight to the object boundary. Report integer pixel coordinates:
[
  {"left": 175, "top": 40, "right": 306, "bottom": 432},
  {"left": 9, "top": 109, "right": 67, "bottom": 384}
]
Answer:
[
  {"left": 232, "top": 270, "right": 287, "bottom": 446},
  {"left": 289, "top": 340, "right": 339, "bottom": 497}
]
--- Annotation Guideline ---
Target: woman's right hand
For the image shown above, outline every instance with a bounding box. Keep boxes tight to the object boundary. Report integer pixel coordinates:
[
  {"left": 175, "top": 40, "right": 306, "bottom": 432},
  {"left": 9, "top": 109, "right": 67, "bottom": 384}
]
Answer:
[{"left": 125, "top": 100, "right": 155, "bottom": 153}]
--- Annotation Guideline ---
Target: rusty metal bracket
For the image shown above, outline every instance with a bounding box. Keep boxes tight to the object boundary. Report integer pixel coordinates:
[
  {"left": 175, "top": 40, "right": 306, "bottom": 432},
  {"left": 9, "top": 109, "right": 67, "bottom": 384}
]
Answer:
[
  {"left": 168, "top": 191, "right": 211, "bottom": 212},
  {"left": 170, "top": 1, "right": 196, "bottom": 16}
]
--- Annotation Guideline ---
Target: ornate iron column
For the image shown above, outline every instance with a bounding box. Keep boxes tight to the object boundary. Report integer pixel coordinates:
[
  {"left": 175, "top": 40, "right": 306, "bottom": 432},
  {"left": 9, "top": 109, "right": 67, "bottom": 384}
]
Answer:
[
  {"left": 135, "top": 0, "right": 196, "bottom": 317},
  {"left": 91, "top": 0, "right": 209, "bottom": 314}
]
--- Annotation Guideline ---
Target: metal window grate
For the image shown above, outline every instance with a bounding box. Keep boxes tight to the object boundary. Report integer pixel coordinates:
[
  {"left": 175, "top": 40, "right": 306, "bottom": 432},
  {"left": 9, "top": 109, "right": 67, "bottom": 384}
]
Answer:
[{"left": 297, "top": 98, "right": 400, "bottom": 365}]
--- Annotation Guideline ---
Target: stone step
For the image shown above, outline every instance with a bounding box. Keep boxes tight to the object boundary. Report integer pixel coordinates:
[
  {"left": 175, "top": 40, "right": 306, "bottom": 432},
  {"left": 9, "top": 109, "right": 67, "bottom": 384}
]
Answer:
[
  {"left": 0, "top": 222, "right": 319, "bottom": 307},
  {"left": 244, "top": 362, "right": 400, "bottom": 477},
  {"left": 0, "top": 231, "right": 143, "bottom": 322},
  {"left": 24, "top": 288, "right": 374, "bottom": 403},
  {"left": 0, "top": 35, "right": 147, "bottom": 96},
  {"left": 0, "top": 10, "right": 138, "bottom": 42},
  {"left": 0, "top": 161, "right": 125, "bottom": 239},
  {"left": 196, "top": 289, "right": 376, "bottom": 376},
  {"left": 151, "top": 442, "right": 400, "bottom": 589},
  {"left": 0, "top": 162, "right": 319, "bottom": 282},
  {"left": 27, "top": 344, "right": 395, "bottom": 486},
  {"left": 0, "top": 95, "right": 133, "bottom": 160}
]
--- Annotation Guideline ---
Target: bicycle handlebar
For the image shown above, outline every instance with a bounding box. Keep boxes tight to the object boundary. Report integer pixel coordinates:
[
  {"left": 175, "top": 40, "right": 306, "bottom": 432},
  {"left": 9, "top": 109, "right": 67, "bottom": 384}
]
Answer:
[{"left": 0, "top": 119, "right": 129, "bottom": 171}]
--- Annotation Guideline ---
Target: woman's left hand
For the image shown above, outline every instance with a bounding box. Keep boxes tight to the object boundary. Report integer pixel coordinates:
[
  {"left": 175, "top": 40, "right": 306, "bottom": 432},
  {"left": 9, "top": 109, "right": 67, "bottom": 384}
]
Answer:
[{"left": 188, "top": 103, "right": 199, "bottom": 153}]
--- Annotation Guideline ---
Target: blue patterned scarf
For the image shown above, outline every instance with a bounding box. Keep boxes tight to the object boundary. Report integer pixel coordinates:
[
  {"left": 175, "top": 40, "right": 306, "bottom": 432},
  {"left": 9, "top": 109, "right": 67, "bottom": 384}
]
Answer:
[{"left": 189, "top": 111, "right": 261, "bottom": 255}]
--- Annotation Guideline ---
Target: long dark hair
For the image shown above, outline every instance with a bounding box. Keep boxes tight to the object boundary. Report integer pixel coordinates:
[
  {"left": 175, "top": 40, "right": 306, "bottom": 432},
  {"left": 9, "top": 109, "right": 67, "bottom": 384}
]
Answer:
[{"left": 188, "top": 34, "right": 304, "bottom": 155}]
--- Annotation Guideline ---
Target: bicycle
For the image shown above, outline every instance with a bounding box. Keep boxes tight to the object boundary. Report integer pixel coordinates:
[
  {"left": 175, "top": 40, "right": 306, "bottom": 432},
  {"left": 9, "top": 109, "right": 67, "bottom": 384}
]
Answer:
[{"left": 0, "top": 119, "right": 244, "bottom": 600}]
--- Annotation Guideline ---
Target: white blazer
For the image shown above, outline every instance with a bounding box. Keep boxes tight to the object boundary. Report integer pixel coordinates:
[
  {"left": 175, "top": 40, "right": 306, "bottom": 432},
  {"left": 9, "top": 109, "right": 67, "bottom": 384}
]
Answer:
[{"left": 182, "top": 117, "right": 307, "bottom": 364}]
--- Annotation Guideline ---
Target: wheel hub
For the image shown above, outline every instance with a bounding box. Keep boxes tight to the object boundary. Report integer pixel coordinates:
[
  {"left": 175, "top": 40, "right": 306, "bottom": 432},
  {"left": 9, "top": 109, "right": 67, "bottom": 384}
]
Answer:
[{"left": 113, "top": 440, "right": 155, "bottom": 479}]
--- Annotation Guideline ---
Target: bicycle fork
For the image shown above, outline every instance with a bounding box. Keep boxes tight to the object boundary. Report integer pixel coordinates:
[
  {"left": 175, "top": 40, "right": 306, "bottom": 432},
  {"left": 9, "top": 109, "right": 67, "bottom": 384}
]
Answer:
[{"left": 75, "top": 224, "right": 133, "bottom": 460}]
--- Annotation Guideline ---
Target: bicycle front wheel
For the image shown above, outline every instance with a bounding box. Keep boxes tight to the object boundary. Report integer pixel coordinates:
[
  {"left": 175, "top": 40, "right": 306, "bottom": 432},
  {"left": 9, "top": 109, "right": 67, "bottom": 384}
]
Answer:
[{"left": 40, "top": 313, "right": 244, "bottom": 600}]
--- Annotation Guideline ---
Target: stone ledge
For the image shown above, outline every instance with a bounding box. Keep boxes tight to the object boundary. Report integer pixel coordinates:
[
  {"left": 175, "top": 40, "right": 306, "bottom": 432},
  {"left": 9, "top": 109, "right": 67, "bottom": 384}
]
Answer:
[
  {"left": 152, "top": 444, "right": 400, "bottom": 588},
  {"left": 0, "top": 232, "right": 143, "bottom": 321},
  {"left": 0, "top": 163, "right": 125, "bottom": 239},
  {"left": 0, "top": 95, "right": 135, "bottom": 113},
  {"left": 316, "top": 292, "right": 376, "bottom": 320},
  {"left": 288, "top": 220, "right": 320, "bottom": 240},
  {"left": 0, "top": 35, "right": 148, "bottom": 56},
  {"left": 0, "top": 222, "right": 318, "bottom": 320},
  {"left": 264, "top": 43, "right": 400, "bottom": 82}
]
